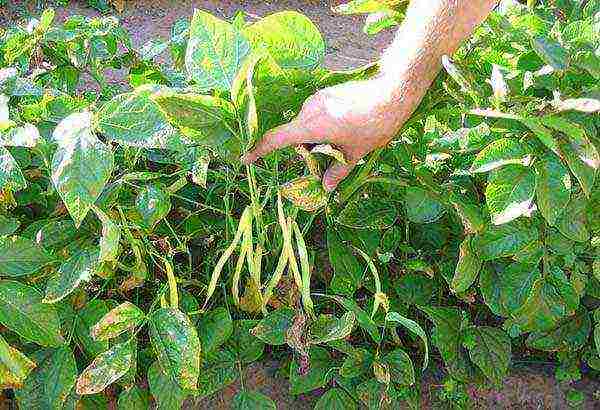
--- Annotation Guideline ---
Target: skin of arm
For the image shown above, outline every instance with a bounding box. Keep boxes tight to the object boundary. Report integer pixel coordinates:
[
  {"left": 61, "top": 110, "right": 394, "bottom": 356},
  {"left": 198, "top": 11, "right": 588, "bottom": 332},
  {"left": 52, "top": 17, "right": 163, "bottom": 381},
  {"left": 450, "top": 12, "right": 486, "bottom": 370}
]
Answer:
[{"left": 243, "top": 0, "right": 499, "bottom": 191}]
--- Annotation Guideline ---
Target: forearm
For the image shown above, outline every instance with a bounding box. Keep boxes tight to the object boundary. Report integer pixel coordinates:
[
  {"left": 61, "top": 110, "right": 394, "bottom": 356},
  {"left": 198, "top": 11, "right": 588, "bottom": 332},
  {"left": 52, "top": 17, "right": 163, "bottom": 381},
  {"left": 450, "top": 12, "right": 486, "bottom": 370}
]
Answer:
[{"left": 380, "top": 0, "right": 498, "bottom": 108}]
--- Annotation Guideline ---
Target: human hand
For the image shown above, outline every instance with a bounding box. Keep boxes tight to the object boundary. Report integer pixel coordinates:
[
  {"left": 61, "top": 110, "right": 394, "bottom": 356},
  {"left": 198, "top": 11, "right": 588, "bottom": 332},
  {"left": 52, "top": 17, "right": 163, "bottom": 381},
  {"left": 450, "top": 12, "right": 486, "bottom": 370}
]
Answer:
[{"left": 242, "top": 75, "right": 410, "bottom": 191}]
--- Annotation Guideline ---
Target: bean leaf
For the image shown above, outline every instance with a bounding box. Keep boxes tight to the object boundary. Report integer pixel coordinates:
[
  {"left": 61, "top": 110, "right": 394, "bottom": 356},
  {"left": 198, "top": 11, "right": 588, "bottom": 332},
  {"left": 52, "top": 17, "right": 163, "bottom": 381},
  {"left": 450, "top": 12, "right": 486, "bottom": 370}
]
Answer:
[
  {"left": 43, "top": 248, "right": 98, "bottom": 304},
  {"left": 309, "top": 312, "right": 355, "bottom": 344},
  {"left": 0, "top": 236, "right": 53, "bottom": 277},
  {"left": 76, "top": 341, "right": 134, "bottom": 395},
  {"left": 232, "top": 391, "right": 276, "bottom": 410},
  {"left": 463, "top": 326, "right": 511, "bottom": 386},
  {"left": 485, "top": 164, "right": 536, "bottom": 225},
  {"left": 471, "top": 138, "right": 531, "bottom": 173},
  {"left": 91, "top": 302, "right": 145, "bottom": 341},
  {"left": 534, "top": 153, "right": 571, "bottom": 226}
]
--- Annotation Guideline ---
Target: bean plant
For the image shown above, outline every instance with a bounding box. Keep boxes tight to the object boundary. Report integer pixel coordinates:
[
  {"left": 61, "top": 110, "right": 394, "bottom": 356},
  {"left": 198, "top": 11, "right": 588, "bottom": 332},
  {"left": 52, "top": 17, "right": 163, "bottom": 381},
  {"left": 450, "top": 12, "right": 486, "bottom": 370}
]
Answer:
[{"left": 0, "top": 0, "right": 598, "bottom": 408}]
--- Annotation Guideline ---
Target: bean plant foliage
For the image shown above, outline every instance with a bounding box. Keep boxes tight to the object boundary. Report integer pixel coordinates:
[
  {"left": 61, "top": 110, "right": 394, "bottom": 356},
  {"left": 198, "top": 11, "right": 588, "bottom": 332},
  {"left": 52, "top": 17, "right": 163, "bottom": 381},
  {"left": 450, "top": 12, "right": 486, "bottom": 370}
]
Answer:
[{"left": 0, "top": 0, "right": 598, "bottom": 408}]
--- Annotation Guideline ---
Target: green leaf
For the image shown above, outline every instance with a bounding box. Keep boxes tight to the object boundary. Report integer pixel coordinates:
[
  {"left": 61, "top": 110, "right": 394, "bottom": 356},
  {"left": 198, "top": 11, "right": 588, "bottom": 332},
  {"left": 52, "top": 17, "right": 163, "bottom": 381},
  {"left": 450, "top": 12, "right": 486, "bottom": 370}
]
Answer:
[
  {"left": 526, "top": 308, "right": 591, "bottom": 352},
  {"left": 309, "top": 312, "right": 355, "bottom": 344},
  {"left": 470, "top": 138, "right": 531, "bottom": 173},
  {"left": 244, "top": 11, "right": 325, "bottom": 70},
  {"left": 196, "top": 350, "right": 237, "bottom": 398},
  {"left": 76, "top": 341, "right": 134, "bottom": 395},
  {"left": 94, "top": 207, "right": 121, "bottom": 262},
  {"left": 474, "top": 220, "right": 538, "bottom": 260},
  {"left": 232, "top": 391, "right": 276, "bottom": 410},
  {"left": 226, "top": 320, "right": 264, "bottom": 364},
  {"left": 340, "top": 348, "right": 374, "bottom": 378},
  {"left": 404, "top": 186, "right": 446, "bottom": 224},
  {"left": 250, "top": 307, "right": 294, "bottom": 345},
  {"left": 197, "top": 307, "right": 233, "bottom": 353},
  {"left": 75, "top": 300, "right": 110, "bottom": 359},
  {"left": 289, "top": 346, "right": 334, "bottom": 395},
  {"left": 0, "top": 146, "right": 26, "bottom": 191},
  {"left": 95, "top": 86, "right": 187, "bottom": 151},
  {"left": 43, "top": 248, "right": 98, "bottom": 303},
  {"left": 280, "top": 176, "right": 328, "bottom": 212},
  {"left": 557, "top": 195, "right": 589, "bottom": 243},
  {"left": 117, "top": 386, "right": 150, "bottom": 410},
  {"left": 531, "top": 36, "right": 569, "bottom": 71},
  {"left": 451, "top": 236, "right": 482, "bottom": 293},
  {"left": 395, "top": 273, "right": 436, "bottom": 306},
  {"left": 499, "top": 262, "right": 541, "bottom": 314},
  {"left": 185, "top": 10, "right": 250, "bottom": 92},
  {"left": 0, "top": 334, "right": 36, "bottom": 388},
  {"left": 385, "top": 311, "right": 429, "bottom": 371},
  {"left": 509, "top": 266, "right": 579, "bottom": 333},
  {"left": 534, "top": 153, "right": 571, "bottom": 226},
  {"left": 0, "top": 236, "right": 53, "bottom": 277},
  {"left": 14, "top": 346, "right": 77, "bottom": 410},
  {"left": 0, "top": 280, "right": 62, "bottom": 346},
  {"left": 364, "top": 9, "right": 403, "bottom": 35},
  {"left": 0, "top": 215, "right": 19, "bottom": 236},
  {"left": 148, "top": 307, "right": 201, "bottom": 391},
  {"left": 337, "top": 191, "right": 397, "bottom": 230},
  {"left": 485, "top": 164, "right": 536, "bottom": 225},
  {"left": 479, "top": 265, "right": 507, "bottom": 317},
  {"left": 51, "top": 112, "right": 114, "bottom": 227},
  {"left": 135, "top": 184, "right": 171, "bottom": 231},
  {"left": 314, "top": 388, "right": 357, "bottom": 410},
  {"left": 147, "top": 361, "right": 189, "bottom": 410},
  {"left": 334, "top": 0, "right": 399, "bottom": 14},
  {"left": 91, "top": 302, "right": 145, "bottom": 341},
  {"left": 382, "top": 348, "right": 415, "bottom": 386},
  {"left": 327, "top": 227, "right": 363, "bottom": 296},
  {"left": 418, "top": 306, "right": 475, "bottom": 381},
  {"left": 463, "top": 326, "right": 511, "bottom": 386}
]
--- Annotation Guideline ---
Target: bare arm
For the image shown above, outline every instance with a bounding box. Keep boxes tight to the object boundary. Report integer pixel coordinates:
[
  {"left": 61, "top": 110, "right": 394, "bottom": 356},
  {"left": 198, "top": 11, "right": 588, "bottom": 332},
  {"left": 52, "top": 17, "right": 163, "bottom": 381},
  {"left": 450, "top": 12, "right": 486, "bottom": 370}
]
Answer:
[{"left": 245, "top": 0, "right": 499, "bottom": 190}]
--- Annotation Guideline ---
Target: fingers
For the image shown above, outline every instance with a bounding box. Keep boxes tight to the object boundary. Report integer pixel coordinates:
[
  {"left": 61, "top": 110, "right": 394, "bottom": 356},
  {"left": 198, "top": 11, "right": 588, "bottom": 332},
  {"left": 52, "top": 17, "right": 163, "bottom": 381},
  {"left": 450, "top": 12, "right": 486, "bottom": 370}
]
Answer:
[
  {"left": 242, "top": 120, "right": 321, "bottom": 164},
  {"left": 323, "top": 160, "right": 357, "bottom": 192}
]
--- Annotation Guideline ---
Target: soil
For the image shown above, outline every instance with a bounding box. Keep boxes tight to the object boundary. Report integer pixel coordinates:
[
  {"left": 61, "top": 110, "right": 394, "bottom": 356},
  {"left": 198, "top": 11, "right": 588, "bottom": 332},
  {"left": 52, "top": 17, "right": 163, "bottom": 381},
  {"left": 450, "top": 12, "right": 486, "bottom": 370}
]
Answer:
[{"left": 2, "top": 1, "right": 600, "bottom": 409}]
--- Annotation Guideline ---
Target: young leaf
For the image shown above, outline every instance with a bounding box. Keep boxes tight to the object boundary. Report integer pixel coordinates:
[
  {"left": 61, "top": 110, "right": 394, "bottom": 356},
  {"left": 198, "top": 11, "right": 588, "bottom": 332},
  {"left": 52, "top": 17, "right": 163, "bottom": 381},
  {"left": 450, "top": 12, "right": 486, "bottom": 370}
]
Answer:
[
  {"left": 51, "top": 112, "right": 114, "bottom": 227},
  {"left": 43, "top": 248, "right": 98, "bottom": 304},
  {"left": 485, "top": 164, "right": 536, "bottom": 225},
  {"left": 232, "top": 391, "right": 276, "bottom": 410},
  {"left": 91, "top": 302, "right": 145, "bottom": 341},
  {"left": 244, "top": 11, "right": 325, "bottom": 70},
  {"left": 76, "top": 341, "right": 134, "bottom": 395},
  {"left": 308, "top": 312, "right": 355, "bottom": 344},
  {"left": 0, "top": 236, "right": 53, "bottom": 277},
  {"left": 534, "top": 153, "right": 571, "bottom": 226},
  {"left": 0, "top": 280, "right": 63, "bottom": 346},
  {"left": 451, "top": 236, "right": 482, "bottom": 293},
  {"left": 386, "top": 311, "right": 429, "bottom": 371},
  {"left": 185, "top": 10, "right": 250, "bottom": 92},
  {"left": 470, "top": 138, "right": 531, "bottom": 173},
  {"left": 135, "top": 184, "right": 171, "bottom": 231},
  {"left": 463, "top": 326, "right": 511, "bottom": 386},
  {"left": 148, "top": 307, "right": 201, "bottom": 391}
]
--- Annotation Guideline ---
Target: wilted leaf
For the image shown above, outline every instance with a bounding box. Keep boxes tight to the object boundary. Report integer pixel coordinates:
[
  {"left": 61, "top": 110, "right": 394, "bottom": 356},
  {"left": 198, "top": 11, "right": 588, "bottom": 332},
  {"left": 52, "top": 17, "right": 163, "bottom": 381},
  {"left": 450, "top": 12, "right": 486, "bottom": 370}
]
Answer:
[
  {"left": 76, "top": 341, "right": 134, "bottom": 395},
  {"left": 280, "top": 176, "right": 328, "bottom": 212},
  {"left": 0, "top": 335, "right": 36, "bottom": 389},
  {"left": 148, "top": 307, "right": 201, "bottom": 391},
  {"left": 0, "top": 280, "right": 63, "bottom": 346},
  {"left": 91, "top": 302, "right": 145, "bottom": 341}
]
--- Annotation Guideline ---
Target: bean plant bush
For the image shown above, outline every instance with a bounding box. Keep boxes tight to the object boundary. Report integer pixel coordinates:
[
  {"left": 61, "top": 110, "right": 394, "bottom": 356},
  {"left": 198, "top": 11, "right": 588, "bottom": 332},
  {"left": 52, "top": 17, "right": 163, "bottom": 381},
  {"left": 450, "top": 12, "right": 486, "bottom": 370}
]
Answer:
[{"left": 0, "top": 0, "right": 599, "bottom": 408}]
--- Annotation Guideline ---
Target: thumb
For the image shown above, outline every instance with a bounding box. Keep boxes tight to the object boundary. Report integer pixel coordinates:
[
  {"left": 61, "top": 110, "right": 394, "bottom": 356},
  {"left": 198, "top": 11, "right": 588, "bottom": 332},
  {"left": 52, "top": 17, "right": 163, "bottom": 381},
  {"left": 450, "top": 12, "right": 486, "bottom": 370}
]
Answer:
[
  {"left": 323, "top": 160, "right": 357, "bottom": 192},
  {"left": 242, "top": 120, "right": 320, "bottom": 164}
]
